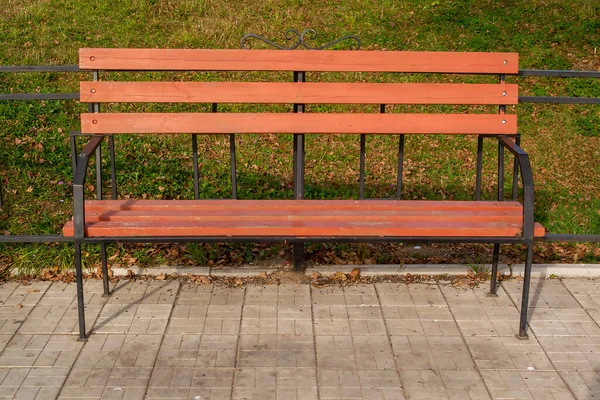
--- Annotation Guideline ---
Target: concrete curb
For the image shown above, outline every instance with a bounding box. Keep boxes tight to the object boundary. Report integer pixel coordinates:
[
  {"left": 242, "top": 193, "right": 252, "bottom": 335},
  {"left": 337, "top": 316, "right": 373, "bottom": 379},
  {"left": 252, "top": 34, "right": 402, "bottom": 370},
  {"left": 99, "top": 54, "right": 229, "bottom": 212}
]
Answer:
[
  {"left": 111, "top": 266, "right": 210, "bottom": 277},
  {"left": 105, "top": 263, "right": 600, "bottom": 278}
]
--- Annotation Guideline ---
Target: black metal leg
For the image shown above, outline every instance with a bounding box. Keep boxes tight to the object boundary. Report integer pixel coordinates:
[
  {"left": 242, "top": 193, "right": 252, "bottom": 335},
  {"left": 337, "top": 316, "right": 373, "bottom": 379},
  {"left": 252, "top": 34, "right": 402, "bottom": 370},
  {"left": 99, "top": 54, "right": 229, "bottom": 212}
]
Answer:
[
  {"left": 293, "top": 243, "right": 304, "bottom": 272},
  {"left": 475, "top": 135, "right": 483, "bottom": 200},
  {"left": 517, "top": 242, "right": 533, "bottom": 339},
  {"left": 498, "top": 141, "right": 505, "bottom": 201},
  {"left": 489, "top": 243, "right": 500, "bottom": 297},
  {"left": 230, "top": 134, "right": 237, "bottom": 199},
  {"left": 100, "top": 243, "right": 110, "bottom": 297},
  {"left": 109, "top": 135, "right": 117, "bottom": 199},
  {"left": 74, "top": 242, "right": 87, "bottom": 340},
  {"left": 291, "top": 72, "right": 306, "bottom": 272},
  {"left": 70, "top": 133, "right": 78, "bottom": 180},
  {"left": 192, "top": 134, "right": 199, "bottom": 200},
  {"left": 293, "top": 134, "right": 305, "bottom": 199},
  {"left": 397, "top": 134, "right": 404, "bottom": 199},
  {"left": 95, "top": 144, "right": 102, "bottom": 200},
  {"left": 359, "top": 134, "right": 365, "bottom": 199},
  {"left": 512, "top": 134, "right": 520, "bottom": 201}
]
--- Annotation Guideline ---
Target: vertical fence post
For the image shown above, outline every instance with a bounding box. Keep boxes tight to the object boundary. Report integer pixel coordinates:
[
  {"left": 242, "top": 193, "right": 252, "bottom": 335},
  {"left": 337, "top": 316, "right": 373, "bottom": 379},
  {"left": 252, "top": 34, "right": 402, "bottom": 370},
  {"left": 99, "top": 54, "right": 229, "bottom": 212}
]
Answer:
[
  {"left": 498, "top": 74, "right": 506, "bottom": 202},
  {"left": 292, "top": 71, "right": 306, "bottom": 270}
]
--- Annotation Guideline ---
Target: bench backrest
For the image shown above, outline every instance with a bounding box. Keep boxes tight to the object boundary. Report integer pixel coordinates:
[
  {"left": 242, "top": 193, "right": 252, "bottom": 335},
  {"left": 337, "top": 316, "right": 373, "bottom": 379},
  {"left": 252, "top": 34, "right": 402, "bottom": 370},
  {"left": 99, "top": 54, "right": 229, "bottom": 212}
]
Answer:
[{"left": 78, "top": 49, "right": 519, "bottom": 136}]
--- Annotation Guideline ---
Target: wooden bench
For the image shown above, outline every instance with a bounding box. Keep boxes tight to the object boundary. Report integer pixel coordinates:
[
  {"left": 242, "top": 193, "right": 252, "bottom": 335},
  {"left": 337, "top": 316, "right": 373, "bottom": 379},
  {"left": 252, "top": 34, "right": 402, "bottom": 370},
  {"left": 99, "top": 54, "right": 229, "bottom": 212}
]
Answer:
[{"left": 65, "top": 48, "right": 544, "bottom": 340}]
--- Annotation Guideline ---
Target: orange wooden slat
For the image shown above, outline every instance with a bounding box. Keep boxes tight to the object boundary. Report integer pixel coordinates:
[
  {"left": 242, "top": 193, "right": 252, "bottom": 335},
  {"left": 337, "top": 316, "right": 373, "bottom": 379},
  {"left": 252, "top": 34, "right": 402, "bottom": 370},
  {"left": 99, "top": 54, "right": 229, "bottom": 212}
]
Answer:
[
  {"left": 63, "top": 219, "right": 546, "bottom": 238},
  {"left": 79, "top": 49, "right": 519, "bottom": 74},
  {"left": 81, "top": 113, "right": 517, "bottom": 135},
  {"left": 80, "top": 82, "right": 518, "bottom": 105},
  {"left": 82, "top": 209, "right": 522, "bottom": 223},
  {"left": 62, "top": 220, "right": 524, "bottom": 238},
  {"left": 81, "top": 200, "right": 524, "bottom": 213},
  {"left": 534, "top": 223, "right": 545, "bottom": 238}
]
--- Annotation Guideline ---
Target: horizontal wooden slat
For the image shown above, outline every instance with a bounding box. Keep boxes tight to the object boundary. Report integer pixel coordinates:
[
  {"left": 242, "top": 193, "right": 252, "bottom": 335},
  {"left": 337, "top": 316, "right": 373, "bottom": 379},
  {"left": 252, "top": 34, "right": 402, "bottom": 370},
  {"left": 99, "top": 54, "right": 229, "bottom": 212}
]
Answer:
[
  {"left": 79, "top": 49, "right": 519, "bottom": 74},
  {"left": 63, "top": 220, "right": 524, "bottom": 238},
  {"left": 82, "top": 209, "right": 522, "bottom": 223},
  {"left": 81, "top": 200, "right": 524, "bottom": 212},
  {"left": 81, "top": 113, "right": 517, "bottom": 135},
  {"left": 62, "top": 220, "right": 546, "bottom": 238},
  {"left": 80, "top": 82, "right": 518, "bottom": 105}
]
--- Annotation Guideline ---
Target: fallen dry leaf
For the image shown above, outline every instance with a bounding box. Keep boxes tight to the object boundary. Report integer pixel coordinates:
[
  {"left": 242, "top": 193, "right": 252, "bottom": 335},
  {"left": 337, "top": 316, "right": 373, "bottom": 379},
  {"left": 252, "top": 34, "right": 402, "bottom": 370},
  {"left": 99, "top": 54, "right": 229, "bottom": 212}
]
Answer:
[
  {"left": 332, "top": 271, "right": 347, "bottom": 281},
  {"left": 312, "top": 278, "right": 331, "bottom": 288}
]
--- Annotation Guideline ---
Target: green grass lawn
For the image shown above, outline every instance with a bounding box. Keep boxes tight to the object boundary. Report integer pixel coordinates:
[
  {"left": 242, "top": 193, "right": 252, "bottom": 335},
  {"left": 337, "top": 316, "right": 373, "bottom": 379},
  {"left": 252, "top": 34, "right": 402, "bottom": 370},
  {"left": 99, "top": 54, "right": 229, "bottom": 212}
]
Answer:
[{"left": 1, "top": 0, "right": 599, "bottom": 271}]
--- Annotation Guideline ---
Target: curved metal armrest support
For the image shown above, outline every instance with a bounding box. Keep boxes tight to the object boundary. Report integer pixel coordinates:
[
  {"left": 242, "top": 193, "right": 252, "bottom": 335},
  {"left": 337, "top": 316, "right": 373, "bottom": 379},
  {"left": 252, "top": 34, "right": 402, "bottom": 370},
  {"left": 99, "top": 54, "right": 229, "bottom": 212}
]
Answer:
[
  {"left": 73, "top": 135, "right": 104, "bottom": 240},
  {"left": 497, "top": 135, "right": 535, "bottom": 241}
]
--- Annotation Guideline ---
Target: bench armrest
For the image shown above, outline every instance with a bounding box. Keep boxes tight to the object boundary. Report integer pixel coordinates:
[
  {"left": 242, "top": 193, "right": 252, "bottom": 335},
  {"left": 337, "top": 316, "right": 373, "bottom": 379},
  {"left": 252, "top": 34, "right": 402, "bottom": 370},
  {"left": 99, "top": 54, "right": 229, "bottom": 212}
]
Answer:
[
  {"left": 497, "top": 135, "right": 535, "bottom": 241},
  {"left": 73, "top": 135, "right": 104, "bottom": 240}
]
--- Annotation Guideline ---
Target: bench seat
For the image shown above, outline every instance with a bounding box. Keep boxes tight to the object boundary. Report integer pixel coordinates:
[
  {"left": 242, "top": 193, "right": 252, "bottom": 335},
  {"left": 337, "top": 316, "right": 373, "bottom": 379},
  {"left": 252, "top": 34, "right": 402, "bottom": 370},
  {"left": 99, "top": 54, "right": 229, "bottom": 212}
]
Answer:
[{"left": 63, "top": 199, "right": 545, "bottom": 238}]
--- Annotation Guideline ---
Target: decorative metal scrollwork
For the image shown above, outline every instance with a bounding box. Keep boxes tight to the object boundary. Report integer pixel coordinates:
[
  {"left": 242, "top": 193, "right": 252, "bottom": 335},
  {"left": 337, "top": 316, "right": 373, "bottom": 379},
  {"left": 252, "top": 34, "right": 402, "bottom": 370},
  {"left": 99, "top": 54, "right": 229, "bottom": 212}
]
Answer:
[
  {"left": 299, "top": 29, "right": 361, "bottom": 50},
  {"left": 240, "top": 28, "right": 302, "bottom": 50},
  {"left": 240, "top": 29, "right": 361, "bottom": 50}
]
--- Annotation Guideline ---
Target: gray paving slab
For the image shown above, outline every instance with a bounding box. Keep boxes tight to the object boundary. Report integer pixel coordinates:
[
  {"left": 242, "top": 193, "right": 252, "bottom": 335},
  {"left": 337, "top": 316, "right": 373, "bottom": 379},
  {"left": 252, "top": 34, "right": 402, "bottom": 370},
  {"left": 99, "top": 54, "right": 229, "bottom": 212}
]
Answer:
[
  {"left": 0, "top": 334, "right": 84, "bottom": 368},
  {"left": 0, "top": 282, "right": 50, "bottom": 336},
  {"left": 3, "top": 278, "right": 600, "bottom": 399},
  {"left": 559, "top": 371, "right": 600, "bottom": 400},
  {"left": 0, "top": 367, "right": 70, "bottom": 400}
]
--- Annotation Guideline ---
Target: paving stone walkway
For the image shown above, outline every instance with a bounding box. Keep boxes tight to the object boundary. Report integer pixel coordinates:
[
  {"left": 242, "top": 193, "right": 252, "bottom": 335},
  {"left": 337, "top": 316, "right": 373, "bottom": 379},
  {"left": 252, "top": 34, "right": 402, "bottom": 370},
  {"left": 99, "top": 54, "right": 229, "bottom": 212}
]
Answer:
[{"left": 0, "top": 277, "right": 599, "bottom": 399}]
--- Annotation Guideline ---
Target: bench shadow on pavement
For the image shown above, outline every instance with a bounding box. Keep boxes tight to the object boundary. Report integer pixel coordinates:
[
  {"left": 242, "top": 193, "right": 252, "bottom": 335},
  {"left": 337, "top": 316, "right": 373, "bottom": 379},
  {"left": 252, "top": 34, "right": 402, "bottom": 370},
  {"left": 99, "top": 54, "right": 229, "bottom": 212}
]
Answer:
[{"left": 88, "top": 280, "right": 176, "bottom": 336}]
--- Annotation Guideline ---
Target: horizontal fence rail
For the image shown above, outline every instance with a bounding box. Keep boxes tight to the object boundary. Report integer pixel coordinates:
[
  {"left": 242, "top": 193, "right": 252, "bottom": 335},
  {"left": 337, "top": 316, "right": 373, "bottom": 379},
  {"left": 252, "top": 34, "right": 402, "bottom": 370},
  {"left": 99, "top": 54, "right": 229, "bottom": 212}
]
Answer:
[
  {"left": 0, "top": 235, "right": 73, "bottom": 243},
  {"left": 0, "top": 65, "right": 83, "bottom": 101},
  {"left": 0, "top": 93, "right": 79, "bottom": 101},
  {"left": 518, "top": 69, "right": 600, "bottom": 104},
  {"left": 519, "top": 96, "right": 600, "bottom": 104},
  {"left": 519, "top": 69, "right": 600, "bottom": 78},
  {"left": 0, "top": 65, "right": 80, "bottom": 73},
  {"left": 0, "top": 64, "right": 599, "bottom": 244},
  {"left": 544, "top": 234, "right": 600, "bottom": 242},
  {"left": 2, "top": 66, "right": 599, "bottom": 104}
]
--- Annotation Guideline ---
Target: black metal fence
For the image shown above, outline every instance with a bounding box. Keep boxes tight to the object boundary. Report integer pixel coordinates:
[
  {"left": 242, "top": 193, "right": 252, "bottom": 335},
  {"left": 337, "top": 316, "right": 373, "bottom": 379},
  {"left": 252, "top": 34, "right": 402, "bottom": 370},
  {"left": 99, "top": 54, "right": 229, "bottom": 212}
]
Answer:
[{"left": 1, "top": 50, "right": 599, "bottom": 245}]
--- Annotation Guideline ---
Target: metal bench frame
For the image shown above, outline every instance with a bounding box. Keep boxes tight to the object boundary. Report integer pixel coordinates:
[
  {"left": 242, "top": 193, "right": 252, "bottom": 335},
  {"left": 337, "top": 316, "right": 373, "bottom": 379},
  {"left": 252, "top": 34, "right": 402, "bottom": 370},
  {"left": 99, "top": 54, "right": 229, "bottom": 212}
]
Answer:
[{"left": 67, "top": 44, "right": 538, "bottom": 341}]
